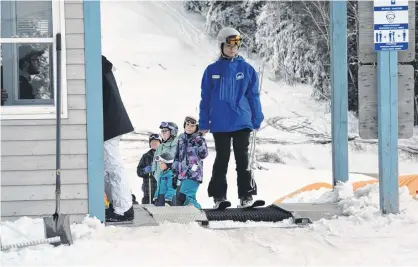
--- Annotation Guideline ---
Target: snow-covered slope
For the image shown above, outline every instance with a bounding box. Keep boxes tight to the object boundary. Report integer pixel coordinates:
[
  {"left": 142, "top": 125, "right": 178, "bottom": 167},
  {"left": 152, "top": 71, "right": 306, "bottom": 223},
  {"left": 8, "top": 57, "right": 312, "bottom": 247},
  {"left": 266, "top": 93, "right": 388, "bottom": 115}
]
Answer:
[
  {"left": 101, "top": 1, "right": 417, "bottom": 176},
  {"left": 101, "top": 1, "right": 215, "bottom": 131},
  {"left": 100, "top": 0, "right": 417, "bottom": 202},
  {"left": 1, "top": 1, "right": 417, "bottom": 266}
]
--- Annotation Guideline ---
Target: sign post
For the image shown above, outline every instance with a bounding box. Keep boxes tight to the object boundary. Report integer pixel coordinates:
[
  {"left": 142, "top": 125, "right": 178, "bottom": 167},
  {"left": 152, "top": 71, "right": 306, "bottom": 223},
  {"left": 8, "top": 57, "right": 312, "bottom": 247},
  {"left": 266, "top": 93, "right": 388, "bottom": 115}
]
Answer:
[
  {"left": 374, "top": 0, "right": 409, "bottom": 51},
  {"left": 373, "top": 0, "right": 409, "bottom": 214},
  {"left": 330, "top": 0, "right": 349, "bottom": 186}
]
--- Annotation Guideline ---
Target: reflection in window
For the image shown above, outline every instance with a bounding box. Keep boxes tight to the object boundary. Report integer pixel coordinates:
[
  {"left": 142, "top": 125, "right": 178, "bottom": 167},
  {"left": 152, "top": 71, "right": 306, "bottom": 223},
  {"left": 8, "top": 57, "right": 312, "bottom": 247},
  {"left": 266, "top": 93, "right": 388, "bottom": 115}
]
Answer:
[
  {"left": 18, "top": 44, "right": 53, "bottom": 100},
  {"left": 0, "top": 0, "right": 54, "bottom": 106},
  {"left": 1, "top": 43, "right": 53, "bottom": 105}
]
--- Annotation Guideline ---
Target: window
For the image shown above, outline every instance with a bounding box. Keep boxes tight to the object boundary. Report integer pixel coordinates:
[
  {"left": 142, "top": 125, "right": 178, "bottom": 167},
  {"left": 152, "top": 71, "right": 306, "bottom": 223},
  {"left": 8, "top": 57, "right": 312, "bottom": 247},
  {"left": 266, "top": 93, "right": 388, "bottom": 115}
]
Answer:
[{"left": 1, "top": 0, "right": 67, "bottom": 120}]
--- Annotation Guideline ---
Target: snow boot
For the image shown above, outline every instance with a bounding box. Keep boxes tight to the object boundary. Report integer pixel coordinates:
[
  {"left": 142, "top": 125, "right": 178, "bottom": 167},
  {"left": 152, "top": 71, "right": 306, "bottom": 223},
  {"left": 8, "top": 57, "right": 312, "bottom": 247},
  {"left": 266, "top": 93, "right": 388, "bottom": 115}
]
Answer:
[
  {"left": 106, "top": 205, "right": 134, "bottom": 222},
  {"left": 239, "top": 196, "right": 254, "bottom": 208},
  {"left": 213, "top": 196, "right": 228, "bottom": 209},
  {"left": 105, "top": 203, "right": 114, "bottom": 218}
]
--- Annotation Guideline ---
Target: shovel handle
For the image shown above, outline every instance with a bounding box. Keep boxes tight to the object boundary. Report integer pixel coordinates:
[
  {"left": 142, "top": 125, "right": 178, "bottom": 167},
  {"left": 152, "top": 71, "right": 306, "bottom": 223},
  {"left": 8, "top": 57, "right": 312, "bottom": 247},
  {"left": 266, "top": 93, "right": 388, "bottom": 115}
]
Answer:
[{"left": 55, "top": 33, "right": 62, "bottom": 215}]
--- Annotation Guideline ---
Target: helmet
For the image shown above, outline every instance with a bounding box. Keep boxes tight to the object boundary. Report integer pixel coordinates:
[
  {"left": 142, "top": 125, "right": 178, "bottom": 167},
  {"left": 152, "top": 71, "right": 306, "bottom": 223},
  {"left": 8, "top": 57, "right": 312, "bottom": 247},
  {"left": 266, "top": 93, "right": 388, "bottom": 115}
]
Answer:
[
  {"left": 159, "top": 121, "right": 178, "bottom": 137},
  {"left": 183, "top": 115, "right": 199, "bottom": 133},
  {"left": 19, "top": 45, "right": 45, "bottom": 61},
  {"left": 156, "top": 151, "right": 175, "bottom": 164},
  {"left": 148, "top": 133, "right": 161, "bottom": 148},
  {"left": 217, "top": 27, "right": 242, "bottom": 48},
  {"left": 184, "top": 115, "right": 197, "bottom": 125}
]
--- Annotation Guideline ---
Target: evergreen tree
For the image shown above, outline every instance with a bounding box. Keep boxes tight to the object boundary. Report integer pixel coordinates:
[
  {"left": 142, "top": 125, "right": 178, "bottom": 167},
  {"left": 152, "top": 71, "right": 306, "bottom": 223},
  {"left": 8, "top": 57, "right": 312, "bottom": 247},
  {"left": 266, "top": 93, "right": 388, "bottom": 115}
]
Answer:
[
  {"left": 183, "top": 0, "right": 409, "bottom": 120},
  {"left": 256, "top": 1, "right": 329, "bottom": 98},
  {"left": 184, "top": 0, "right": 266, "bottom": 53},
  {"left": 183, "top": 1, "right": 210, "bottom": 14},
  {"left": 347, "top": 1, "right": 359, "bottom": 114}
]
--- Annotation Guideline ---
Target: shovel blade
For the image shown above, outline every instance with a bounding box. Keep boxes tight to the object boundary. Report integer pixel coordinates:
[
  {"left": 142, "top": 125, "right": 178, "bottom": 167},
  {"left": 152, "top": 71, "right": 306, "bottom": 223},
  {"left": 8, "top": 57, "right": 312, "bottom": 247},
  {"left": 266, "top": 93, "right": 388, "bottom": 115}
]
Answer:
[{"left": 43, "top": 214, "right": 73, "bottom": 246}]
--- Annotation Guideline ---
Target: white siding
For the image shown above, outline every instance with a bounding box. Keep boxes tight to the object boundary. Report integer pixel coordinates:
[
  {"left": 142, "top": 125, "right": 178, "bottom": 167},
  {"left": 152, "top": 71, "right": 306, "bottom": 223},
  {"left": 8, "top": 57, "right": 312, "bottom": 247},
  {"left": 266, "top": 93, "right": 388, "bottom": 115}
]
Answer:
[{"left": 1, "top": 1, "right": 89, "bottom": 222}]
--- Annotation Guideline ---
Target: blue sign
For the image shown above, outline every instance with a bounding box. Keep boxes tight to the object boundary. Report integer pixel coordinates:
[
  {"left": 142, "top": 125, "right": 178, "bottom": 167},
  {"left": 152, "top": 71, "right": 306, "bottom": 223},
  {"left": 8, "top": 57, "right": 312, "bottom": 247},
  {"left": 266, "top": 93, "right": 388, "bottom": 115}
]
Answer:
[{"left": 374, "top": 0, "right": 409, "bottom": 51}]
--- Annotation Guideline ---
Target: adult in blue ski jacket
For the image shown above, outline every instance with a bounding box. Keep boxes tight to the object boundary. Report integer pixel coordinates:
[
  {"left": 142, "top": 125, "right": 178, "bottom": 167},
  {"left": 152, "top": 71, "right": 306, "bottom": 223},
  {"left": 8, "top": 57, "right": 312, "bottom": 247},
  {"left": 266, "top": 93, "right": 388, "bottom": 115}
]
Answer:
[{"left": 198, "top": 27, "right": 264, "bottom": 208}]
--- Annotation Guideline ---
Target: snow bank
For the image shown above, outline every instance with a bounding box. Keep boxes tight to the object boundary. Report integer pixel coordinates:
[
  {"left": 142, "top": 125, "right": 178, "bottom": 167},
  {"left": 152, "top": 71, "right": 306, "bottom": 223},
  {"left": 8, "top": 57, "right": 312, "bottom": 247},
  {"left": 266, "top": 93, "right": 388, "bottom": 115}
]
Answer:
[
  {"left": 284, "top": 182, "right": 418, "bottom": 223},
  {"left": 2, "top": 183, "right": 417, "bottom": 266}
]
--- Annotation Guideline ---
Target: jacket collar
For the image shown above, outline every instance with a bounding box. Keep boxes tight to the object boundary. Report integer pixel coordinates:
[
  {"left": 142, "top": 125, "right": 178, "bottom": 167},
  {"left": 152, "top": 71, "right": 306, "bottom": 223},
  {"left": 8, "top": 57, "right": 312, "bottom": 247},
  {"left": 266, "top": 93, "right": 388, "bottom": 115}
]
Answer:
[
  {"left": 217, "top": 54, "right": 244, "bottom": 63},
  {"left": 183, "top": 132, "right": 199, "bottom": 139}
]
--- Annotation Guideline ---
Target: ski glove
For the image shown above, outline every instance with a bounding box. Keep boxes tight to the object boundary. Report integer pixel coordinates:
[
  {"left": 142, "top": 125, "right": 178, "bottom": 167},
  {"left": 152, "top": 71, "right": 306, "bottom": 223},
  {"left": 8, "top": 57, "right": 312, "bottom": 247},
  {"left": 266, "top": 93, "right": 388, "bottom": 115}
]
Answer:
[{"left": 143, "top": 166, "right": 152, "bottom": 174}]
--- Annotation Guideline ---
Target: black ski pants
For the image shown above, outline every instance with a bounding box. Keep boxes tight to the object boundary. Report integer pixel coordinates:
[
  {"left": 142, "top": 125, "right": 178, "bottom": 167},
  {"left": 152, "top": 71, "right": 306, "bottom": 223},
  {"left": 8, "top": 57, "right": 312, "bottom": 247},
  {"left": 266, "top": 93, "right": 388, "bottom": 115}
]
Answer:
[{"left": 207, "top": 128, "right": 257, "bottom": 199}]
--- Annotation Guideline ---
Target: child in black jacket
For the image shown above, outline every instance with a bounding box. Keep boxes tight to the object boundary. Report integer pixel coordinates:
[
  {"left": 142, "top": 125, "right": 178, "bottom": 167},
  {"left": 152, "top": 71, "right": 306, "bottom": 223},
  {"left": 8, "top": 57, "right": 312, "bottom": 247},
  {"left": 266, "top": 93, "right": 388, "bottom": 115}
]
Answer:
[{"left": 137, "top": 133, "right": 161, "bottom": 204}]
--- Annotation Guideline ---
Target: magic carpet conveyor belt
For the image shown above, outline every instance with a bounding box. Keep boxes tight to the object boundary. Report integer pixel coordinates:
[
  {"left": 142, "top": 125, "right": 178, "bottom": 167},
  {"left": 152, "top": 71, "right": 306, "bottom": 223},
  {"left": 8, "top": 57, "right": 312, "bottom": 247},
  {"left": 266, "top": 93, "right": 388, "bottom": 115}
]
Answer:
[
  {"left": 201, "top": 205, "right": 293, "bottom": 224},
  {"left": 105, "top": 203, "right": 341, "bottom": 227}
]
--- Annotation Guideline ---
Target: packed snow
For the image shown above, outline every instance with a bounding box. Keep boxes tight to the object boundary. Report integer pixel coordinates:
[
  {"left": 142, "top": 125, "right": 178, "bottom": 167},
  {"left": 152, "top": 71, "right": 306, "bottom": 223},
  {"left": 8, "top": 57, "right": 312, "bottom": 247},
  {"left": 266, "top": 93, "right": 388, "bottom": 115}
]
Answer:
[
  {"left": 2, "top": 183, "right": 418, "bottom": 266},
  {"left": 1, "top": 1, "right": 417, "bottom": 266}
]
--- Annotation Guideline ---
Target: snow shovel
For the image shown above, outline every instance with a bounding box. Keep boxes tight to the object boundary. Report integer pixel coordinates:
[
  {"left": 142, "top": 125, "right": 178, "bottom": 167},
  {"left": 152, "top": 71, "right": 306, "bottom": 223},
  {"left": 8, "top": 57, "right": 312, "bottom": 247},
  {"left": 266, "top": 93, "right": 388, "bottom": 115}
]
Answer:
[{"left": 43, "top": 33, "right": 73, "bottom": 246}]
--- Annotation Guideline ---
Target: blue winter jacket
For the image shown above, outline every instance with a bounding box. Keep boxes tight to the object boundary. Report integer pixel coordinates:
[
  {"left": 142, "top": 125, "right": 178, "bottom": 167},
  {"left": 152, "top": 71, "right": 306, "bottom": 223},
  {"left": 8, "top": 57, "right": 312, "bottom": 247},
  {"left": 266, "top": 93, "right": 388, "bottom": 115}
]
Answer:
[
  {"left": 154, "top": 169, "right": 176, "bottom": 201},
  {"left": 198, "top": 55, "right": 264, "bottom": 132}
]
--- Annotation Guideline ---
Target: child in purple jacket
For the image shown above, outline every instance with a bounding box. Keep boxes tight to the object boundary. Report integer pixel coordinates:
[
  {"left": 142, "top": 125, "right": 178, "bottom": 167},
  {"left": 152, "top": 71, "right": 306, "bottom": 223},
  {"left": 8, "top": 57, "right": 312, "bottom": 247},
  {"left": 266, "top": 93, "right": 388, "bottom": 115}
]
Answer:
[{"left": 172, "top": 116, "right": 208, "bottom": 209}]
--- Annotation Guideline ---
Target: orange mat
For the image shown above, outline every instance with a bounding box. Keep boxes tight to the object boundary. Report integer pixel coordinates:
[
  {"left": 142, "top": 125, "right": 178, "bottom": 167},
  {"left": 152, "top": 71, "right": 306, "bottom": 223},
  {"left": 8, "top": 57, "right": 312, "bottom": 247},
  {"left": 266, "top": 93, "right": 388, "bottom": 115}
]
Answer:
[
  {"left": 274, "top": 182, "right": 332, "bottom": 204},
  {"left": 274, "top": 175, "right": 418, "bottom": 204}
]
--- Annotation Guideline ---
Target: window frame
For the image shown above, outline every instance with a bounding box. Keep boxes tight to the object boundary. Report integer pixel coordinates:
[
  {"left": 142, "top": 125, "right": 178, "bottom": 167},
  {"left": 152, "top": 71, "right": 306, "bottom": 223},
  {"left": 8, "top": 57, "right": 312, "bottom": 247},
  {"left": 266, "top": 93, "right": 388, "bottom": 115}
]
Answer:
[{"left": 0, "top": 0, "right": 68, "bottom": 120}]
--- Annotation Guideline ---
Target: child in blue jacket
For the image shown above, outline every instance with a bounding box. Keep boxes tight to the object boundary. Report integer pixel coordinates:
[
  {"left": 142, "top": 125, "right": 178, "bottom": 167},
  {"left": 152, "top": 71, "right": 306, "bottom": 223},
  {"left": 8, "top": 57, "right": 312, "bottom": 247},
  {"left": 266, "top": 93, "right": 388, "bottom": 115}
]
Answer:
[
  {"left": 172, "top": 116, "right": 208, "bottom": 209},
  {"left": 153, "top": 151, "right": 176, "bottom": 206}
]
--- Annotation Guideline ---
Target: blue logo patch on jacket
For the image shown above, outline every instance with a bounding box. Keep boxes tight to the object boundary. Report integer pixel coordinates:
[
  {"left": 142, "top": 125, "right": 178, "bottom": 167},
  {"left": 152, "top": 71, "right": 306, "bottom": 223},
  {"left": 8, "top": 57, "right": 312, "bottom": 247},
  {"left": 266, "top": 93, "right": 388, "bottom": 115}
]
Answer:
[{"left": 198, "top": 56, "right": 264, "bottom": 132}]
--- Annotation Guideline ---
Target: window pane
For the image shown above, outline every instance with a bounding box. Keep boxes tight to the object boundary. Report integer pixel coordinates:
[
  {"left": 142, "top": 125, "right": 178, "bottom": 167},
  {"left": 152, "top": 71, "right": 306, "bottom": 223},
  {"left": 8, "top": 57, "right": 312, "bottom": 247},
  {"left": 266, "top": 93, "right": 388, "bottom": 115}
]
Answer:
[
  {"left": 1, "top": 1, "right": 53, "bottom": 38},
  {"left": 1, "top": 43, "right": 54, "bottom": 106}
]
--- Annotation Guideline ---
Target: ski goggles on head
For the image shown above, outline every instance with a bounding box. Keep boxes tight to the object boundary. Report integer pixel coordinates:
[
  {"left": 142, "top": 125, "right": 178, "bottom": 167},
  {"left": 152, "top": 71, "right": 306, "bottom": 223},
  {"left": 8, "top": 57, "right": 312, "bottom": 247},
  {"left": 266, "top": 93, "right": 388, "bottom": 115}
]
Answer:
[
  {"left": 185, "top": 121, "right": 197, "bottom": 127},
  {"left": 225, "top": 35, "right": 242, "bottom": 46},
  {"left": 155, "top": 155, "right": 174, "bottom": 164},
  {"left": 160, "top": 122, "right": 169, "bottom": 128},
  {"left": 185, "top": 116, "right": 197, "bottom": 125},
  {"left": 149, "top": 133, "right": 160, "bottom": 140}
]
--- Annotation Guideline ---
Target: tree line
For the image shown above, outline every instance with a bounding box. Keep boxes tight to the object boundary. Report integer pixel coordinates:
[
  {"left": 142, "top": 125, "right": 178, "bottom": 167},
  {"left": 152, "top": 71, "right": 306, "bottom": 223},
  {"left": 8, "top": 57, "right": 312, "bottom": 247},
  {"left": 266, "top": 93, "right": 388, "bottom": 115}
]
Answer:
[{"left": 184, "top": 1, "right": 418, "bottom": 125}]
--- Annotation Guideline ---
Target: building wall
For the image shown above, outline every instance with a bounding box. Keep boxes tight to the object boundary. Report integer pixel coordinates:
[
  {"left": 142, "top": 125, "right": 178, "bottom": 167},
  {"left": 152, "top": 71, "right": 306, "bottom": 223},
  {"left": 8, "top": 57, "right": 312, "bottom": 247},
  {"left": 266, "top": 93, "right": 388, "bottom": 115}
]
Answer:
[{"left": 1, "top": 1, "right": 88, "bottom": 223}]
